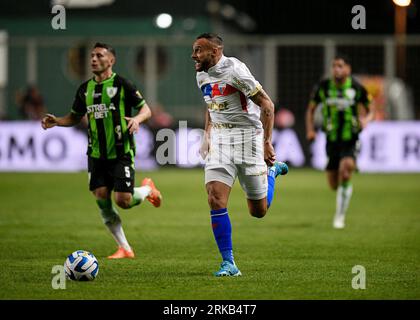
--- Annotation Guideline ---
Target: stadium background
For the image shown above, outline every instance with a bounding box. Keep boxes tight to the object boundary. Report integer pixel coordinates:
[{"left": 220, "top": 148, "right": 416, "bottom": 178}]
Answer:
[
  {"left": 1, "top": 0, "right": 420, "bottom": 169},
  {"left": 0, "top": 0, "right": 419, "bottom": 301}
]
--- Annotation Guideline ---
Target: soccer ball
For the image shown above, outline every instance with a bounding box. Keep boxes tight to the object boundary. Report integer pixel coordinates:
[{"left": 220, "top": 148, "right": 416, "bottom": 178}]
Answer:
[{"left": 64, "top": 250, "right": 99, "bottom": 281}]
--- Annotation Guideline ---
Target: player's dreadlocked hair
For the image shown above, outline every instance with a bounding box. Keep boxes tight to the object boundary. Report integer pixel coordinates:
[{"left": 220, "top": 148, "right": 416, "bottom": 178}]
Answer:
[
  {"left": 196, "top": 33, "right": 224, "bottom": 48},
  {"left": 94, "top": 42, "right": 116, "bottom": 57}
]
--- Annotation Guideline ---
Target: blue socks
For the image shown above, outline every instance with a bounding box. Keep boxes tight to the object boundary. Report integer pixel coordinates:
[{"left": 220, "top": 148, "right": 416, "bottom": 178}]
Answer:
[
  {"left": 267, "top": 169, "right": 276, "bottom": 208},
  {"left": 210, "top": 208, "right": 234, "bottom": 264}
]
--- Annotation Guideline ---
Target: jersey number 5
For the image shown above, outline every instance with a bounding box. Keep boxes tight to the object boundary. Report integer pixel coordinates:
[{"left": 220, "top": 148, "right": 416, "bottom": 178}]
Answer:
[{"left": 124, "top": 166, "right": 130, "bottom": 178}]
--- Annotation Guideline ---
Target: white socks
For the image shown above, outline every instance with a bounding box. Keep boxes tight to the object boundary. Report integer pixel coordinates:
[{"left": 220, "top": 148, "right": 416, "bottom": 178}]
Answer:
[
  {"left": 335, "top": 182, "right": 353, "bottom": 218},
  {"left": 97, "top": 199, "right": 132, "bottom": 251},
  {"left": 133, "top": 186, "right": 152, "bottom": 203},
  {"left": 106, "top": 217, "right": 131, "bottom": 251}
]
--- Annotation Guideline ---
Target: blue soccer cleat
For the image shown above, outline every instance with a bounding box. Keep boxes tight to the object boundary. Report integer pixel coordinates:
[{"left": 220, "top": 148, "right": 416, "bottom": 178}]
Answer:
[
  {"left": 269, "top": 161, "right": 289, "bottom": 178},
  {"left": 214, "top": 261, "right": 242, "bottom": 277}
]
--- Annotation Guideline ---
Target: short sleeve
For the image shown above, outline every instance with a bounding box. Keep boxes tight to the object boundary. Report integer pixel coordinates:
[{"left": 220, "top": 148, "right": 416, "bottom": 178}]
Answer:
[
  {"left": 309, "top": 83, "right": 322, "bottom": 104},
  {"left": 123, "top": 79, "right": 146, "bottom": 110},
  {"left": 357, "top": 83, "right": 371, "bottom": 109},
  {"left": 230, "top": 62, "right": 262, "bottom": 98},
  {"left": 71, "top": 85, "right": 87, "bottom": 116}
]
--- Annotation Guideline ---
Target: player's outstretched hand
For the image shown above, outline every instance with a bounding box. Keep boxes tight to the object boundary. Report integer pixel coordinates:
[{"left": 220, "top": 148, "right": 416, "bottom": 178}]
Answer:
[
  {"left": 264, "top": 142, "right": 276, "bottom": 167},
  {"left": 125, "top": 117, "right": 140, "bottom": 134},
  {"left": 41, "top": 114, "right": 58, "bottom": 130}
]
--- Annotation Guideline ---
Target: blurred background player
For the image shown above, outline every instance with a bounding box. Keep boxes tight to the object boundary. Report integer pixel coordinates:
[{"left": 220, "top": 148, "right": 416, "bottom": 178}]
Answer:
[
  {"left": 41, "top": 42, "right": 162, "bottom": 258},
  {"left": 306, "top": 54, "right": 374, "bottom": 229},
  {"left": 192, "top": 33, "right": 288, "bottom": 276},
  {"left": 15, "top": 85, "right": 47, "bottom": 120}
]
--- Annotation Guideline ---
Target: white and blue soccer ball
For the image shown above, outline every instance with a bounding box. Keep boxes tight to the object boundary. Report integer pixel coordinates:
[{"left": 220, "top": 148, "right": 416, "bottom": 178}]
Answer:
[{"left": 64, "top": 250, "right": 99, "bottom": 281}]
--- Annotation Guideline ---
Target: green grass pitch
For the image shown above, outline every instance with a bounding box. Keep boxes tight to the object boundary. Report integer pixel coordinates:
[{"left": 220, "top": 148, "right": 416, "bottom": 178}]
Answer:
[{"left": 0, "top": 168, "right": 419, "bottom": 299}]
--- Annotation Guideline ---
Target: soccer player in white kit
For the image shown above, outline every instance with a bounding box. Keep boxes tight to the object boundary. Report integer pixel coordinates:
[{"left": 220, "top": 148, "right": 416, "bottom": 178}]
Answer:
[{"left": 192, "top": 33, "right": 288, "bottom": 276}]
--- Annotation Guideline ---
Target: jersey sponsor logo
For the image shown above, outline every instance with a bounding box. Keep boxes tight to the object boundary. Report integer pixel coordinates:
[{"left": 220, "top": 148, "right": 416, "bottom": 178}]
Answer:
[
  {"left": 106, "top": 87, "right": 118, "bottom": 98},
  {"left": 87, "top": 103, "right": 112, "bottom": 119},
  {"left": 232, "top": 76, "right": 250, "bottom": 94},
  {"left": 325, "top": 97, "right": 355, "bottom": 111},
  {"left": 84, "top": 91, "right": 101, "bottom": 98},
  {"left": 207, "top": 101, "right": 229, "bottom": 111},
  {"left": 125, "top": 181, "right": 131, "bottom": 187}
]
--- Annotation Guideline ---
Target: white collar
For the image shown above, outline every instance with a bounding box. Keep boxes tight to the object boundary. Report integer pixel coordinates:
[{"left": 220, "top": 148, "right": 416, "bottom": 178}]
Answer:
[{"left": 207, "top": 55, "right": 227, "bottom": 76}]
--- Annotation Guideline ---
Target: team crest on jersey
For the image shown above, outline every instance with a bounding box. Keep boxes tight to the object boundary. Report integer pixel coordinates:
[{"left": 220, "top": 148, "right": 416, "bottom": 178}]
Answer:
[
  {"left": 345, "top": 88, "right": 356, "bottom": 100},
  {"left": 106, "top": 87, "right": 118, "bottom": 98},
  {"left": 218, "top": 83, "right": 226, "bottom": 95}
]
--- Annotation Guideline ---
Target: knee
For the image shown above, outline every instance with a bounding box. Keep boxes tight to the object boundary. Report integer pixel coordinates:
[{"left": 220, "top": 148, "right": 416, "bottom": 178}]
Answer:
[
  {"left": 114, "top": 194, "right": 131, "bottom": 209},
  {"left": 207, "top": 193, "right": 225, "bottom": 210},
  {"left": 249, "top": 206, "right": 267, "bottom": 218},
  {"left": 93, "top": 188, "right": 109, "bottom": 199},
  {"left": 341, "top": 170, "right": 352, "bottom": 182}
]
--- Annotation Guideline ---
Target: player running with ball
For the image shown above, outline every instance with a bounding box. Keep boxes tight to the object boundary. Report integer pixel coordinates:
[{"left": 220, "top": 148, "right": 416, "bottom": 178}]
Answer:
[
  {"left": 192, "top": 33, "right": 288, "bottom": 277},
  {"left": 41, "top": 43, "right": 162, "bottom": 259}
]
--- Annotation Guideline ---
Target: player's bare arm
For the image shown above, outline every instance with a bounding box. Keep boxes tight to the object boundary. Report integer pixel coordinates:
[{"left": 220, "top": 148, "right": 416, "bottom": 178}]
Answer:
[
  {"left": 251, "top": 88, "right": 276, "bottom": 166},
  {"left": 200, "top": 109, "right": 211, "bottom": 159},
  {"left": 306, "top": 101, "right": 317, "bottom": 141},
  {"left": 125, "top": 103, "right": 152, "bottom": 134},
  {"left": 41, "top": 112, "right": 83, "bottom": 130}
]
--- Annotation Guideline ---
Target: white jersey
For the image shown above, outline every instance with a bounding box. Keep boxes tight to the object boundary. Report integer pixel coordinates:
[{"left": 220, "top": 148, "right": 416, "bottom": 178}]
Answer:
[{"left": 196, "top": 55, "right": 263, "bottom": 129}]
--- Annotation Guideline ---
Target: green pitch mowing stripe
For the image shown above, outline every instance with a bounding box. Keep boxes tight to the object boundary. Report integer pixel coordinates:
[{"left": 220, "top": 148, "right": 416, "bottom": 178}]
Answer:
[{"left": 0, "top": 169, "right": 419, "bottom": 299}]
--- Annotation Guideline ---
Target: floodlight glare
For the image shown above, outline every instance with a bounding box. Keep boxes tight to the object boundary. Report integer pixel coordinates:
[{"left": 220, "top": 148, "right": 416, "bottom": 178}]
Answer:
[
  {"left": 155, "top": 13, "right": 173, "bottom": 29},
  {"left": 392, "top": 0, "right": 411, "bottom": 7}
]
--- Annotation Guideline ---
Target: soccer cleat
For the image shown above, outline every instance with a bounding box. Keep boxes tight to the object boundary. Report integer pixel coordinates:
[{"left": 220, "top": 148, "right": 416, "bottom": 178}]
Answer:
[
  {"left": 214, "top": 261, "right": 242, "bottom": 277},
  {"left": 107, "top": 247, "right": 135, "bottom": 259},
  {"left": 333, "top": 214, "right": 345, "bottom": 229},
  {"left": 269, "top": 161, "right": 289, "bottom": 178},
  {"left": 141, "top": 177, "right": 162, "bottom": 208}
]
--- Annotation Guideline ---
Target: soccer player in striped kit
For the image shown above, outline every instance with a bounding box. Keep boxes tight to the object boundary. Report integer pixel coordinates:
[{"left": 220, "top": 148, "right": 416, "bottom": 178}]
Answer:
[
  {"left": 192, "top": 33, "right": 288, "bottom": 276},
  {"left": 41, "top": 43, "right": 162, "bottom": 259},
  {"left": 306, "top": 55, "right": 374, "bottom": 229}
]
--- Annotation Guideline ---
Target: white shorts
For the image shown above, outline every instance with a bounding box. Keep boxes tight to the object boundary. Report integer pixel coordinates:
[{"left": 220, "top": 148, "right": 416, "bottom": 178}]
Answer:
[{"left": 204, "top": 127, "right": 267, "bottom": 200}]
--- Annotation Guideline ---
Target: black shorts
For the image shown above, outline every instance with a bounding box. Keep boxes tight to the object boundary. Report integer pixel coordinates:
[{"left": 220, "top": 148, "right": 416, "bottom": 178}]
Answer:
[
  {"left": 88, "top": 154, "right": 135, "bottom": 194},
  {"left": 326, "top": 140, "right": 360, "bottom": 171}
]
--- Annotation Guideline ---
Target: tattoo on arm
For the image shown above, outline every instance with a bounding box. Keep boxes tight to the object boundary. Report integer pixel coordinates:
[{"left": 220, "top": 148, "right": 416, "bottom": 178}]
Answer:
[
  {"left": 263, "top": 108, "right": 273, "bottom": 118},
  {"left": 252, "top": 88, "right": 274, "bottom": 143}
]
